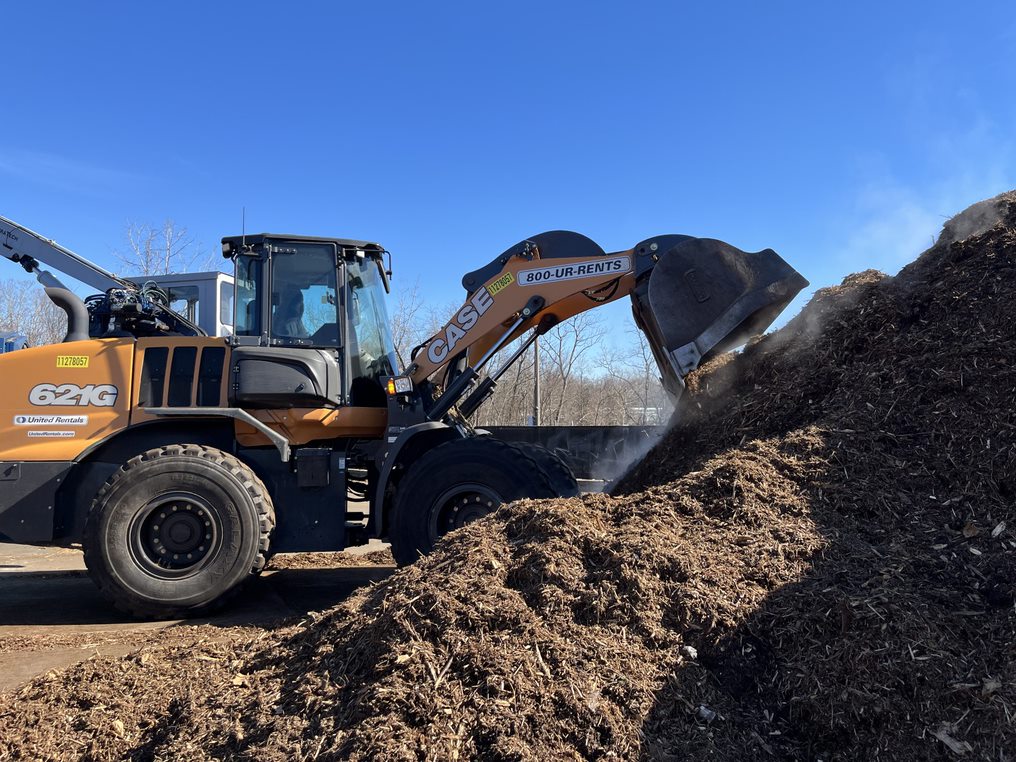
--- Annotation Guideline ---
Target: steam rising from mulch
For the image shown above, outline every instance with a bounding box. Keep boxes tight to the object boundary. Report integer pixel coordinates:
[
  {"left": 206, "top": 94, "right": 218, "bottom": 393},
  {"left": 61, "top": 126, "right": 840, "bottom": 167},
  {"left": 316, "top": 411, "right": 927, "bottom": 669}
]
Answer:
[{"left": 2, "top": 192, "right": 1014, "bottom": 760}]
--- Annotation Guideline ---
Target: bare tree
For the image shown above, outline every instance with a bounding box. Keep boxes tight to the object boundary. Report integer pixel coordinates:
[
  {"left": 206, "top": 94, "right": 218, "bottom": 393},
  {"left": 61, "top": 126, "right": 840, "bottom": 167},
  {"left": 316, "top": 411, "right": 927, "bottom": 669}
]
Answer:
[
  {"left": 0, "top": 279, "right": 67, "bottom": 347},
  {"left": 539, "top": 312, "right": 607, "bottom": 425},
  {"left": 473, "top": 334, "right": 536, "bottom": 426},
  {"left": 600, "top": 326, "right": 673, "bottom": 425},
  {"left": 390, "top": 281, "right": 429, "bottom": 369},
  {"left": 114, "top": 220, "right": 209, "bottom": 276}
]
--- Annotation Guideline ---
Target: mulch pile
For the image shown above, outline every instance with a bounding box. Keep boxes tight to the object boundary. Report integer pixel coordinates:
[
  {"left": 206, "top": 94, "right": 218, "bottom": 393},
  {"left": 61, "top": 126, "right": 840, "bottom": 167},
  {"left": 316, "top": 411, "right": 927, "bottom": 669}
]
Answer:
[
  {"left": 0, "top": 624, "right": 275, "bottom": 659},
  {"left": 266, "top": 548, "right": 396, "bottom": 570},
  {"left": 2, "top": 193, "right": 1014, "bottom": 760}
]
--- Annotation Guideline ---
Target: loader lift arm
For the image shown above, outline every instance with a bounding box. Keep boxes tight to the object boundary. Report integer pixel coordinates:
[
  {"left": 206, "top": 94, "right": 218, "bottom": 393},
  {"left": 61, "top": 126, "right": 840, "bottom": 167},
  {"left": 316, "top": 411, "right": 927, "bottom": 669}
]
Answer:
[{"left": 398, "top": 230, "right": 808, "bottom": 422}]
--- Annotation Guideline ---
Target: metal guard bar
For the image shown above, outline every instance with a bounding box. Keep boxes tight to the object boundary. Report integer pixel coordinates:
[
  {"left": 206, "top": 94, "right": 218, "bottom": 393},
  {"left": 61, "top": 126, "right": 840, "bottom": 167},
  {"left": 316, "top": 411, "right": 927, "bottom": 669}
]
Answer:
[{"left": 144, "top": 407, "right": 292, "bottom": 461}]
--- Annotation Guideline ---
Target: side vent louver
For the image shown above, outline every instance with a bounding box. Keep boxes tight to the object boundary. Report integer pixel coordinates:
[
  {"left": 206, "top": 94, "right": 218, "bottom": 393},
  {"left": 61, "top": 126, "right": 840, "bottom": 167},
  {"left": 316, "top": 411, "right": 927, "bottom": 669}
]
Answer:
[
  {"left": 139, "top": 345, "right": 226, "bottom": 408},
  {"left": 168, "top": 347, "right": 197, "bottom": 407},
  {"left": 198, "top": 347, "right": 226, "bottom": 406},
  {"left": 138, "top": 347, "right": 169, "bottom": 407}
]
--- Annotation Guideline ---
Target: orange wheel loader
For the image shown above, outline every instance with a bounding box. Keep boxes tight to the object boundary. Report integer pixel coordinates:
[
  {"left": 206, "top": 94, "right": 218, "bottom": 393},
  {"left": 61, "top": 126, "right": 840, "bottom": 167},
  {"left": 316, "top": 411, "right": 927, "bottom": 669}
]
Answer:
[{"left": 0, "top": 216, "right": 806, "bottom": 617}]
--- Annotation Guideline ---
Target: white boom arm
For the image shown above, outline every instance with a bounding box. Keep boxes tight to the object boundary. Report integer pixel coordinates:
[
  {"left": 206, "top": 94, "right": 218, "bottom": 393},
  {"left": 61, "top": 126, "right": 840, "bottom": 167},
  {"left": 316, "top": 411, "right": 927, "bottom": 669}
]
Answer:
[{"left": 0, "top": 215, "right": 129, "bottom": 292}]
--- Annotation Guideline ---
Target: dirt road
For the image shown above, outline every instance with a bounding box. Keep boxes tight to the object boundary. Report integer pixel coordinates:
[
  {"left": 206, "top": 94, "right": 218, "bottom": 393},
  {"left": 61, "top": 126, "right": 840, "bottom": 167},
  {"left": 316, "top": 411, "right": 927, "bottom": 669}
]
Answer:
[{"left": 0, "top": 542, "right": 395, "bottom": 693}]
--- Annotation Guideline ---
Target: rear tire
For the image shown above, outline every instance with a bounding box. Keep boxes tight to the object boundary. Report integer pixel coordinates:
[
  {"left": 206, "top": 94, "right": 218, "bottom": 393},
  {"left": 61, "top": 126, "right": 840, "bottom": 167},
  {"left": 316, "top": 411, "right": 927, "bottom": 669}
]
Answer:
[
  {"left": 389, "top": 437, "right": 556, "bottom": 565},
  {"left": 82, "top": 445, "right": 274, "bottom": 619}
]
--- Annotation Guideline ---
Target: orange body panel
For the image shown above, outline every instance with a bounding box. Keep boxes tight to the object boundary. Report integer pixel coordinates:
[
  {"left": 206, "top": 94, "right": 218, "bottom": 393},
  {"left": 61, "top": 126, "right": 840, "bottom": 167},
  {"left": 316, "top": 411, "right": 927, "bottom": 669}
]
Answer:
[
  {"left": 127, "top": 337, "right": 387, "bottom": 447},
  {"left": 0, "top": 338, "right": 135, "bottom": 461},
  {"left": 0, "top": 335, "right": 387, "bottom": 464},
  {"left": 236, "top": 406, "right": 387, "bottom": 448}
]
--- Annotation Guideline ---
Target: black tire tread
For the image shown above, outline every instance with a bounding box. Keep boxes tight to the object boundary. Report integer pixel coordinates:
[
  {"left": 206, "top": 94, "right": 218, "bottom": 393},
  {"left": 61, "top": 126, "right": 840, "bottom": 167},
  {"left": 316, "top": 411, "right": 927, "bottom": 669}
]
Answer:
[
  {"left": 389, "top": 436, "right": 557, "bottom": 565},
  {"left": 83, "top": 444, "right": 275, "bottom": 619},
  {"left": 519, "top": 442, "right": 580, "bottom": 498}
]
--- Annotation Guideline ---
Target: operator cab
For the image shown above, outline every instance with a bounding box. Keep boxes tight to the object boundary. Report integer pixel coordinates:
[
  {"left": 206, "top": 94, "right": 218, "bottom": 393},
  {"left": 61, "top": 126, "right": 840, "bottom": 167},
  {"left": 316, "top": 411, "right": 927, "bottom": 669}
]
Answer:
[{"left": 221, "top": 234, "right": 398, "bottom": 409}]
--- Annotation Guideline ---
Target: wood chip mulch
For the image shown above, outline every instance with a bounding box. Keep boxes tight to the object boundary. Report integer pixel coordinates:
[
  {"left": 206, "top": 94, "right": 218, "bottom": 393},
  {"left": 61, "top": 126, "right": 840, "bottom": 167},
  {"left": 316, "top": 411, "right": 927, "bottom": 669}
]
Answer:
[{"left": 1, "top": 192, "right": 1014, "bottom": 761}]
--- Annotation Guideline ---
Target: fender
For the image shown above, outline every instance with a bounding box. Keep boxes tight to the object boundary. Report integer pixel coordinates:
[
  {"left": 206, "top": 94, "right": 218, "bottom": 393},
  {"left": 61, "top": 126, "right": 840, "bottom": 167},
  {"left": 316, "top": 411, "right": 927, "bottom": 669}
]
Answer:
[
  {"left": 371, "top": 421, "right": 463, "bottom": 537},
  {"left": 53, "top": 418, "right": 234, "bottom": 543}
]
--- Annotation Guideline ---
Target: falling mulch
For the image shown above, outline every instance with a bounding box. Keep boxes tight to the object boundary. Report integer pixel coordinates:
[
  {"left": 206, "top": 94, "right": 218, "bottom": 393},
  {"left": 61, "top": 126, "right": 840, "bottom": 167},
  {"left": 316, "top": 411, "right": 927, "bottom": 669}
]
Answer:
[{"left": 1, "top": 192, "right": 1015, "bottom": 760}]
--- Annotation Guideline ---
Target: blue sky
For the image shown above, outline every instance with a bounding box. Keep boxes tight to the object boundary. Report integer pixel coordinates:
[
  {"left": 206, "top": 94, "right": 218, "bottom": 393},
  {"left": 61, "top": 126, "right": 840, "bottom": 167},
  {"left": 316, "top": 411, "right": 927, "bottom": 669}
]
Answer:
[{"left": 2, "top": 1, "right": 1015, "bottom": 345}]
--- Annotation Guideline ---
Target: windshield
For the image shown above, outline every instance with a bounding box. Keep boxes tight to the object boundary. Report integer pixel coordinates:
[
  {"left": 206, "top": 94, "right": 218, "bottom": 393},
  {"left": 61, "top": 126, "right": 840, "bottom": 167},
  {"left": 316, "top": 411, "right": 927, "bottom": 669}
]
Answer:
[{"left": 346, "top": 257, "right": 398, "bottom": 394}]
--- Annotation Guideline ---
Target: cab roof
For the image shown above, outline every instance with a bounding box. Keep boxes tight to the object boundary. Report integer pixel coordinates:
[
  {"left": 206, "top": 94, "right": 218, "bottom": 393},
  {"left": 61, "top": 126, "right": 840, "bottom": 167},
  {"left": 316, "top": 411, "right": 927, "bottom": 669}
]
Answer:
[{"left": 221, "top": 233, "right": 384, "bottom": 258}]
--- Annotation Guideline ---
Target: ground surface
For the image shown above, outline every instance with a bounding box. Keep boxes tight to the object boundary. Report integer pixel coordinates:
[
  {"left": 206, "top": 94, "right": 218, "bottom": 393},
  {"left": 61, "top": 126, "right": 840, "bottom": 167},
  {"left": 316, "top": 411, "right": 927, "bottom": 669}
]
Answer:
[{"left": 0, "top": 542, "right": 395, "bottom": 693}]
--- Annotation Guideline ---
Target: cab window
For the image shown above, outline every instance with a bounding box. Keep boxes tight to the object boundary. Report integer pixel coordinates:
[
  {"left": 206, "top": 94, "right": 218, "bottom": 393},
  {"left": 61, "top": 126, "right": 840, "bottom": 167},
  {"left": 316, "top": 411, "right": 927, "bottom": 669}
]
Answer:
[
  {"left": 219, "top": 280, "right": 234, "bottom": 333},
  {"left": 234, "top": 256, "right": 262, "bottom": 337},
  {"left": 270, "top": 243, "right": 340, "bottom": 347}
]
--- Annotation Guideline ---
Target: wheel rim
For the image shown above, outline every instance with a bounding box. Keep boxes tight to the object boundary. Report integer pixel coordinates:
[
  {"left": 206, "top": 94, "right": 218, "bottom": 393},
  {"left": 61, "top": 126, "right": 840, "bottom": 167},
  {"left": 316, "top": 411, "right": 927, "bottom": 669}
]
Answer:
[
  {"left": 427, "top": 482, "right": 503, "bottom": 542},
  {"left": 128, "top": 491, "right": 222, "bottom": 579}
]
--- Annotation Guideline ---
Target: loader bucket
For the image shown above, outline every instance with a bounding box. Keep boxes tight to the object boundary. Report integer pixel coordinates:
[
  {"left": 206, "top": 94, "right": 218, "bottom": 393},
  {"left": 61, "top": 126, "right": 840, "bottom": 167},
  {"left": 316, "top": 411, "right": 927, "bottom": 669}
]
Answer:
[{"left": 630, "top": 236, "right": 808, "bottom": 397}]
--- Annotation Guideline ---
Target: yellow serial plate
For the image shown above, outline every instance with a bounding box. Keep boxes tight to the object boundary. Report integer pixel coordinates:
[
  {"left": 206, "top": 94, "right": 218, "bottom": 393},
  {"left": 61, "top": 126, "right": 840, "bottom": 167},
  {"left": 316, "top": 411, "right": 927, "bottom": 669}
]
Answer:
[
  {"left": 56, "top": 355, "right": 90, "bottom": 368},
  {"left": 487, "top": 272, "right": 514, "bottom": 297}
]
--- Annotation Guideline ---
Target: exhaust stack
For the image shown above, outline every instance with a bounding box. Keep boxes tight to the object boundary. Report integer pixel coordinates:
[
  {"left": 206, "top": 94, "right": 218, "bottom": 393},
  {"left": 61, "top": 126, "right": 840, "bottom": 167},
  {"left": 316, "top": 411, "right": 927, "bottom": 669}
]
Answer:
[{"left": 44, "top": 286, "right": 91, "bottom": 343}]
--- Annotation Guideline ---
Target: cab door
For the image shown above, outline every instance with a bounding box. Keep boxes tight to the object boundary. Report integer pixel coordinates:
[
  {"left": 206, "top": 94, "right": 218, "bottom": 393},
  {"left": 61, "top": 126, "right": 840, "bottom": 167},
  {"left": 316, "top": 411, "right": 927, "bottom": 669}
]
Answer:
[{"left": 231, "top": 240, "right": 345, "bottom": 409}]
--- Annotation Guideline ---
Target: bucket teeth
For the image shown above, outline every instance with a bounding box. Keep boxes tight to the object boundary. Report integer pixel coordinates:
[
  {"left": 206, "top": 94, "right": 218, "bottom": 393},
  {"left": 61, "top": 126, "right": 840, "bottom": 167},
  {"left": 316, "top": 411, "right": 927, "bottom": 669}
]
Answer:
[{"left": 631, "top": 237, "right": 808, "bottom": 397}]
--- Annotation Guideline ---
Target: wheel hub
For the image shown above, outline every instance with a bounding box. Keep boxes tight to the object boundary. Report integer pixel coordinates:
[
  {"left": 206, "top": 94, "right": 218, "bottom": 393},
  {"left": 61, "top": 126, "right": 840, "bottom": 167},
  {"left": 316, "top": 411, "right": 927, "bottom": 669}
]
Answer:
[
  {"left": 159, "top": 510, "right": 204, "bottom": 552},
  {"left": 129, "top": 492, "right": 219, "bottom": 578},
  {"left": 450, "top": 494, "right": 493, "bottom": 527},
  {"left": 429, "top": 483, "right": 502, "bottom": 541}
]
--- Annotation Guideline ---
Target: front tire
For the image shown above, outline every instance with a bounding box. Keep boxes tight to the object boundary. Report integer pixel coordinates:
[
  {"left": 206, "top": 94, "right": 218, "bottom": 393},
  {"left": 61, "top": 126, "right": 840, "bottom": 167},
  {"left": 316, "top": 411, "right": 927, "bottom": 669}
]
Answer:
[
  {"left": 523, "top": 443, "right": 580, "bottom": 497},
  {"left": 389, "top": 437, "right": 556, "bottom": 565},
  {"left": 82, "top": 445, "right": 274, "bottom": 619}
]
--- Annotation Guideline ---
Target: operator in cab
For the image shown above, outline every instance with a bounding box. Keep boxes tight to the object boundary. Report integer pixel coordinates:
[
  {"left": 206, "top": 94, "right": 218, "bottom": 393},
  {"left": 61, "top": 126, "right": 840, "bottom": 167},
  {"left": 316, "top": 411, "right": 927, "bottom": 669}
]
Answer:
[{"left": 275, "top": 288, "right": 308, "bottom": 338}]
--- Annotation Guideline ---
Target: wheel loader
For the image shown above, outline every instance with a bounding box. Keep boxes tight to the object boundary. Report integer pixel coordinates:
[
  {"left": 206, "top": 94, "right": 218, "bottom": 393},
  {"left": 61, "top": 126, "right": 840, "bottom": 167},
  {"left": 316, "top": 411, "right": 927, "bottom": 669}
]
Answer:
[{"left": 0, "top": 216, "right": 807, "bottom": 617}]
